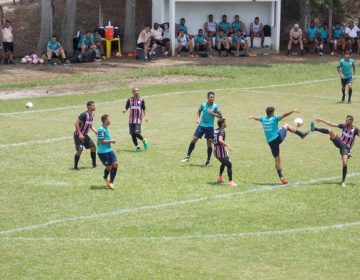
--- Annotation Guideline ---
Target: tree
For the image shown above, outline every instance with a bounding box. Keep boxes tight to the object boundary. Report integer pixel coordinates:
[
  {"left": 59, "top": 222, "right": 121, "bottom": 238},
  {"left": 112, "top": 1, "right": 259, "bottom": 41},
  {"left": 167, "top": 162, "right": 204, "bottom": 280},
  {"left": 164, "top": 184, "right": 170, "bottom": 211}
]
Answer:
[
  {"left": 61, "top": 0, "right": 77, "bottom": 57},
  {"left": 123, "top": 0, "right": 136, "bottom": 52},
  {"left": 37, "top": 0, "right": 54, "bottom": 54},
  {"left": 99, "top": 0, "right": 104, "bottom": 27}
]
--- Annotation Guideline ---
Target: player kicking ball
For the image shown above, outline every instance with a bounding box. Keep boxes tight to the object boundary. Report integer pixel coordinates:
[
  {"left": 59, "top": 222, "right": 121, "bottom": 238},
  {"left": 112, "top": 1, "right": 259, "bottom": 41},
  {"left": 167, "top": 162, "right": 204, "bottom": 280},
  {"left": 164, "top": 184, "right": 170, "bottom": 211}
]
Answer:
[
  {"left": 97, "top": 114, "right": 118, "bottom": 190},
  {"left": 249, "top": 107, "right": 309, "bottom": 184},
  {"left": 311, "top": 116, "right": 359, "bottom": 187},
  {"left": 181, "top": 91, "right": 222, "bottom": 167},
  {"left": 337, "top": 51, "right": 356, "bottom": 103},
  {"left": 214, "top": 118, "right": 237, "bottom": 187}
]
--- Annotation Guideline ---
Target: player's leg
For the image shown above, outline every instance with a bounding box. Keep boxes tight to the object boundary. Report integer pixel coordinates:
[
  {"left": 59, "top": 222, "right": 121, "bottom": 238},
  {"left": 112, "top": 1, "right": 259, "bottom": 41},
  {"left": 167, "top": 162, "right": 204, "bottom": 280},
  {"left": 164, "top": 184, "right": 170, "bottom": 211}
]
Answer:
[
  {"left": 284, "top": 124, "right": 309, "bottom": 139},
  {"left": 274, "top": 155, "right": 286, "bottom": 184},
  {"left": 341, "top": 78, "right": 347, "bottom": 102},
  {"left": 205, "top": 128, "right": 214, "bottom": 166},
  {"left": 181, "top": 128, "right": 201, "bottom": 162},
  {"left": 250, "top": 31, "right": 254, "bottom": 48},
  {"left": 341, "top": 154, "right": 349, "bottom": 187},
  {"left": 73, "top": 133, "right": 83, "bottom": 170},
  {"left": 348, "top": 80, "right": 353, "bottom": 103},
  {"left": 134, "top": 124, "right": 148, "bottom": 150},
  {"left": 269, "top": 139, "right": 287, "bottom": 184},
  {"left": 218, "top": 163, "right": 225, "bottom": 183},
  {"left": 90, "top": 146, "right": 97, "bottom": 167},
  {"left": 83, "top": 135, "right": 96, "bottom": 167},
  {"left": 74, "top": 150, "right": 82, "bottom": 170},
  {"left": 310, "top": 123, "right": 337, "bottom": 139}
]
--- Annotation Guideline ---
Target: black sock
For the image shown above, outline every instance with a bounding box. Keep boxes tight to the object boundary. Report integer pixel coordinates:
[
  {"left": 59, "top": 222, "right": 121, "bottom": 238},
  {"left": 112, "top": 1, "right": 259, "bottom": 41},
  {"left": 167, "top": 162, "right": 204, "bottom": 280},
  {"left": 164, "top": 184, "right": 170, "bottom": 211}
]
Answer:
[
  {"left": 136, "top": 134, "right": 144, "bottom": 141},
  {"left": 342, "top": 165, "right": 347, "bottom": 182},
  {"left": 74, "top": 155, "right": 80, "bottom": 169},
  {"left": 207, "top": 146, "right": 212, "bottom": 162},
  {"left": 132, "top": 135, "right": 138, "bottom": 147},
  {"left": 295, "top": 130, "right": 305, "bottom": 138},
  {"left": 348, "top": 89, "right": 352, "bottom": 101},
  {"left": 220, "top": 164, "right": 225, "bottom": 176},
  {"left": 261, "top": 39, "right": 264, "bottom": 47},
  {"left": 314, "top": 127, "right": 329, "bottom": 134},
  {"left": 104, "top": 169, "right": 110, "bottom": 180},
  {"left": 91, "top": 152, "right": 96, "bottom": 167},
  {"left": 342, "top": 88, "right": 346, "bottom": 101},
  {"left": 277, "top": 169, "right": 283, "bottom": 179},
  {"left": 110, "top": 168, "right": 117, "bottom": 183},
  {"left": 187, "top": 142, "right": 195, "bottom": 157},
  {"left": 227, "top": 164, "right": 233, "bottom": 181}
]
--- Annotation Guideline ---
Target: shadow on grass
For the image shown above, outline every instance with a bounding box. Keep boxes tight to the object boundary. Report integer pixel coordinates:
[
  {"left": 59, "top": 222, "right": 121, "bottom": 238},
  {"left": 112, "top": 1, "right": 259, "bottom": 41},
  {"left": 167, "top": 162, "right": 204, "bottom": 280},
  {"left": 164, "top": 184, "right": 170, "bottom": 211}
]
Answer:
[
  {"left": 90, "top": 185, "right": 108, "bottom": 190},
  {"left": 68, "top": 166, "right": 94, "bottom": 171},
  {"left": 252, "top": 182, "right": 279, "bottom": 186}
]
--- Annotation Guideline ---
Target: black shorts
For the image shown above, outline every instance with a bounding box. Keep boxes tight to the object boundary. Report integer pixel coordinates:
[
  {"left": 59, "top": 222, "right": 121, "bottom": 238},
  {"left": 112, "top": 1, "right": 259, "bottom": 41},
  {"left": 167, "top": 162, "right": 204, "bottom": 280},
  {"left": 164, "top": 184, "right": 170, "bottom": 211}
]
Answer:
[
  {"left": 217, "top": 156, "right": 232, "bottom": 166},
  {"left": 194, "top": 125, "right": 214, "bottom": 140},
  {"left": 152, "top": 38, "right": 170, "bottom": 46},
  {"left": 179, "top": 46, "right": 189, "bottom": 52},
  {"left": 73, "top": 133, "right": 95, "bottom": 152},
  {"left": 197, "top": 45, "right": 206, "bottom": 52},
  {"left": 98, "top": 151, "right": 117, "bottom": 166},
  {"left": 268, "top": 128, "right": 287, "bottom": 158},
  {"left": 331, "top": 136, "right": 351, "bottom": 157},
  {"left": 3, "top": 42, "right": 14, "bottom": 53},
  {"left": 129, "top": 123, "right": 141, "bottom": 135},
  {"left": 137, "top": 43, "right": 146, "bottom": 49}
]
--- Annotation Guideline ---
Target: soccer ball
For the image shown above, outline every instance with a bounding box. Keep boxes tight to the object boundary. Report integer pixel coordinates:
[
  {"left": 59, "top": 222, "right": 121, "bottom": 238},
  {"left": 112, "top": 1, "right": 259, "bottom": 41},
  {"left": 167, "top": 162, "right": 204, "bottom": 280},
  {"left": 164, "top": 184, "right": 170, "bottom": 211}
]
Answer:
[
  {"left": 294, "top": 117, "right": 304, "bottom": 127},
  {"left": 31, "top": 54, "right": 38, "bottom": 60},
  {"left": 33, "top": 58, "right": 39, "bottom": 64},
  {"left": 39, "top": 58, "right": 44, "bottom": 64},
  {"left": 27, "top": 58, "right": 33, "bottom": 64},
  {"left": 21, "top": 57, "right": 27, "bottom": 64},
  {"left": 25, "top": 102, "right": 33, "bottom": 109}
]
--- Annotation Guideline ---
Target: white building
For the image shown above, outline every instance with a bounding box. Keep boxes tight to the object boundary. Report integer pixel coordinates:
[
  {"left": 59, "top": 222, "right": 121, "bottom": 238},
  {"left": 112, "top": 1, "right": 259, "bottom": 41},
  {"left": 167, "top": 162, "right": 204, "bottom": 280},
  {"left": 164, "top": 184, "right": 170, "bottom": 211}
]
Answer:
[{"left": 152, "top": 0, "right": 281, "bottom": 54}]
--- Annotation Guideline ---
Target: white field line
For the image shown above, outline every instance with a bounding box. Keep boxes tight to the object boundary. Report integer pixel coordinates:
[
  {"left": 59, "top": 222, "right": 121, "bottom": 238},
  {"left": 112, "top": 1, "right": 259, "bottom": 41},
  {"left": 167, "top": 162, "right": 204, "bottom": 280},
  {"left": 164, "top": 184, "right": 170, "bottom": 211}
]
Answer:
[
  {"left": 2, "top": 221, "right": 359, "bottom": 242},
  {"left": 0, "top": 173, "right": 358, "bottom": 236},
  {"left": 0, "top": 77, "right": 340, "bottom": 116}
]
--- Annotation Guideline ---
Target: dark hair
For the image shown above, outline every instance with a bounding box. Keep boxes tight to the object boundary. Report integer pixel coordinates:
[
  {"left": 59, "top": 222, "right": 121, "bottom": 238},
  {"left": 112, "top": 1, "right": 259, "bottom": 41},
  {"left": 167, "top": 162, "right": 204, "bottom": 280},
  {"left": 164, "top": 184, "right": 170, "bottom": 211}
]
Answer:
[
  {"left": 87, "top": 101, "right": 95, "bottom": 108},
  {"left": 255, "top": 16, "right": 259, "bottom": 20},
  {"left": 346, "top": 115, "right": 354, "bottom": 121},
  {"left": 235, "top": 15, "right": 239, "bottom": 18},
  {"left": 5, "top": 19, "right": 10, "bottom": 23},
  {"left": 218, "top": 118, "right": 226, "bottom": 128},
  {"left": 145, "top": 24, "right": 151, "bottom": 28},
  {"left": 198, "top": 28, "right": 203, "bottom": 32},
  {"left": 101, "top": 114, "right": 109, "bottom": 123},
  {"left": 86, "top": 31, "right": 91, "bottom": 34},
  {"left": 180, "top": 18, "right": 185, "bottom": 21},
  {"left": 345, "top": 50, "right": 351, "bottom": 55},
  {"left": 222, "top": 14, "right": 227, "bottom": 18},
  {"left": 51, "top": 34, "right": 57, "bottom": 38},
  {"left": 208, "top": 91, "right": 215, "bottom": 97},
  {"left": 209, "top": 14, "right": 213, "bottom": 17},
  {"left": 266, "top": 106, "right": 275, "bottom": 116}
]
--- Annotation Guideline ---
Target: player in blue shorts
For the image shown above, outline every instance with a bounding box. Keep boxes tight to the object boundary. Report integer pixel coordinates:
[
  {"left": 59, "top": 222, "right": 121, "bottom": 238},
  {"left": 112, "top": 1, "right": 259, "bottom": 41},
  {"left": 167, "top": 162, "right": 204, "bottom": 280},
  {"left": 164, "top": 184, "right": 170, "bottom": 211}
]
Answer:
[
  {"left": 337, "top": 51, "right": 356, "bottom": 103},
  {"left": 249, "top": 107, "right": 309, "bottom": 184},
  {"left": 181, "top": 91, "right": 222, "bottom": 167},
  {"left": 97, "top": 114, "right": 118, "bottom": 190}
]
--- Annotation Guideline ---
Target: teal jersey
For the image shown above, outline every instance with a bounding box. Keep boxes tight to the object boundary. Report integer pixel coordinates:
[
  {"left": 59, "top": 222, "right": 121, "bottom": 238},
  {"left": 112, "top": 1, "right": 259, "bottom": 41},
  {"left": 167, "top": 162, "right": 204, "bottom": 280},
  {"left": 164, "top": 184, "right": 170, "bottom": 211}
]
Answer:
[
  {"left": 232, "top": 21, "right": 242, "bottom": 32},
  {"left": 306, "top": 26, "right": 318, "bottom": 39},
  {"left": 259, "top": 115, "right": 283, "bottom": 143},
  {"left": 319, "top": 27, "right": 328, "bottom": 39},
  {"left": 332, "top": 27, "right": 344, "bottom": 39},
  {"left": 195, "top": 34, "right": 206, "bottom": 45},
  {"left": 97, "top": 126, "right": 112, "bottom": 154},
  {"left": 338, "top": 58, "right": 356, "bottom": 79},
  {"left": 233, "top": 34, "right": 245, "bottom": 43},
  {"left": 78, "top": 35, "right": 92, "bottom": 49},
  {"left": 219, "top": 21, "right": 230, "bottom": 32},
  {"left": 199, "top": 102, "right": 221, "bottom": 128},
  {"left": 92, "top": 34, "right": 102, "bottom": 44},
  {"left": 178, "top": 24, "right": 188, "bottom": 33},
  {"left": 47, "top": 40, "right": 61, "bottom": 51},
  {"left": 216, "top": 33, "right": 226, "bottom": 44}
]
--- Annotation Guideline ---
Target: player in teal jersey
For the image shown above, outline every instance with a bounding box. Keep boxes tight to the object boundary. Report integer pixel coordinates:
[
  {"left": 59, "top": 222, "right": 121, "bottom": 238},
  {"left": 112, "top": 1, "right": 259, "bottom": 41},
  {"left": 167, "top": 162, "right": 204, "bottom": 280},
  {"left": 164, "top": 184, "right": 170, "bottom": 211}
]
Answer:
[
  {"left": 232, "top": 30, "right": 249, "bottom": 56},
  {"left": 218, "top": 15, "right": 231, "bottom": 34},
  {"left": 97, "top": 114, "right": 118, "bottom": 190},
  {"left": 249, "top": 107, "right": 309, "bottom": 184},
  {"left": 194, "top": 29, "right": 210, "bottom": 55},
  {"left": 305, "top": 20, "right": 319, "bottom": 53},
  {"left": 317, "top": 23, "right": 329, "bottom": 55},
  {"left": 337, "top": 51, "right": 356, "bottom": 103},
  {"left": 331, "top": 22, "right": 346, "bottom": 55},
  {"left": 215, "top": 30, "right": 230, "bottom": 56},
  {"left": 181, "top": 92, "right": 222, "bottom": 167},
  {"left": 232, "top": 15, "right": 244, "bottom": 34},
  {"left": 47, "top": 35, "right": 66, "bottom": 65}
]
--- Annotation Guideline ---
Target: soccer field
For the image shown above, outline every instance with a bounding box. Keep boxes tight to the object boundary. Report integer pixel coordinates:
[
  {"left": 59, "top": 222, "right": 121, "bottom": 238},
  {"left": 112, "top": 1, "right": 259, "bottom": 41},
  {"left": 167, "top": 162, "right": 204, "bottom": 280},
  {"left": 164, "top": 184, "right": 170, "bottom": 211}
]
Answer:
[{"left": 0, "top": 63, "right": 359, "bottom": 279}]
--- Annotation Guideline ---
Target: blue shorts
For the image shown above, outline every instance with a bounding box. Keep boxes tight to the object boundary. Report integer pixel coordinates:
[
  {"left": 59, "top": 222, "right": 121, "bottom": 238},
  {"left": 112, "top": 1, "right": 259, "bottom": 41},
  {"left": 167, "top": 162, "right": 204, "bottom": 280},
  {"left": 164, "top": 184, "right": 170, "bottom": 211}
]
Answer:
[
  {"left": 194, "top": 125, "right": 214, "bottom": 140},
  {"left": 98, "top": 151, "right": 117, "bottom": 166},
  {"left": 341, "top": 77, "right": 352, "bottom": 87},
  {"left": 268, "top": 127, "right": 287, "bottom": 158}
]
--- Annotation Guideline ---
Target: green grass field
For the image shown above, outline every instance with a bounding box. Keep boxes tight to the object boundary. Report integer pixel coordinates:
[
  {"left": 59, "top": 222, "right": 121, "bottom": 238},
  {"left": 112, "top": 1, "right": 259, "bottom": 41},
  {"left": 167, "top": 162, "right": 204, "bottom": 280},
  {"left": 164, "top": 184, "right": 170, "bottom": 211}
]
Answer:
[{"left": 1, "top": 63, "right": 359, "bottom": 279}]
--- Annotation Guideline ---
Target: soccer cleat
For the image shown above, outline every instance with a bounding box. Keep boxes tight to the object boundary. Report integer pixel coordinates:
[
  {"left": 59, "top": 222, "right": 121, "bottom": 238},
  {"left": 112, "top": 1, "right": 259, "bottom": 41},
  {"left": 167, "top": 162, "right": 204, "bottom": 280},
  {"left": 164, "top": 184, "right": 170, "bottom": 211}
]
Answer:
[
  {"left": 342, "top": 182, "right": 346, "bottom": 188},
  {"left": 135, "top": 146, "right": 141, "bottom": 152},
  {"left": 280, "top": 177, "right": 288, "bottom": 185},
  {"left": 228, "top": 181, "right": 238, "bottom": 187},
  {"left": 217, "top": 176, "right": 223, "bottom": 184},
  {"left": 180, "top": 156, "right": 189, "bottom": 163},
  {"left": 205, "top": 161, "right": 210, "bottom": 167},
  {"left": 143, "top": 139, "right": 149, "bottom": 150},
  {"left": 107, "top": 181, "right": 115, "bottom": 190},
  {"left": 310, "top": 121, "right": 315, "bottom": 132}
]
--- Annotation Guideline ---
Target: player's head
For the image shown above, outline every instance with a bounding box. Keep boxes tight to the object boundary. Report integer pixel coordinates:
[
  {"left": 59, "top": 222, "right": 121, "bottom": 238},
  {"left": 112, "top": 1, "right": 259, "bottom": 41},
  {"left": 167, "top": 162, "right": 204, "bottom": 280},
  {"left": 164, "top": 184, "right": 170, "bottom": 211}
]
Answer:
[
  {"left": 87, "top": 101, "right": 96, "bottom": 111},
  {"left": 235, "top": 15, "right": 240, "bottom": 21},
  {"left": 344, "top": 51, "right": 351, "bottom": 59},
  {"left": 345, "top": 115, "right": 353, "bottom": 126},
  {"left": 310, "top": 20, "right": 315, "bottom": 27},
  {"left": 101, "top": 114, "right": 110, "bottom": 125},
  {"left": 132, "top": 87, "right": 140, "bottom": 98},
  {"left": 4, "top": 20, "right": 10, "bottom": 28},
  {"left": 218, "top": 118, "right": 226, "bottom": 128},
  {"left": 51, "top": 35, "right": 57, "bottom": 42},
  {"left": 198, "top": 29, "right": 203, "bottom": 36},
  {"left": 208, "top": 14, "right": 213, "bottom": 21},
  {"left": 266, "top": 106, "right": 275, "bottom": 117},
  {"left": 254, "top": 17, "right": 259, "bottom": 24},
  {"left": 207, "top": 91, "right": 215, "bottom": 103},
  {"left": 222, "top": 15, "right": 227, "bottom": 22}
]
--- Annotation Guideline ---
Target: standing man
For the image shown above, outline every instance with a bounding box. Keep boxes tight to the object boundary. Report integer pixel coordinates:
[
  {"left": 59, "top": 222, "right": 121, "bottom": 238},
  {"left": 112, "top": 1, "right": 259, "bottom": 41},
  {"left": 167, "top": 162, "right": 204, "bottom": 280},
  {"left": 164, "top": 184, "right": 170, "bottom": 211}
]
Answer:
[
  {"left": 311, "top": 116, "right": 359, "bottom": 187},
  {"left": 123, "top": 87, "right": 149, "bottom": 152},
  {"left": 250, "top": 17, "right": 264, "bottom": 48},
  {"left": 73, "top": 101, "right": 97, "bottom": 170},
  {"left": 181, "top": 91, "right": 222, "bottom": 167},
  {"left": 337, "top": 51, "right": 356, "bottom": 103},
  {"left": 1, "top": 19, "right": 14, "bottom": 64},
  {"left": 204, "top": 14, "right": 217, "bottom": 49},
  {"left": 214, "top": 118, "right": 237, "bottom": 187},
  {"left": 97, "top": 114, "right": 118, "bottom": 190},
  {"left": 249, "top": 107, "right": 309, "bottom": 184}
]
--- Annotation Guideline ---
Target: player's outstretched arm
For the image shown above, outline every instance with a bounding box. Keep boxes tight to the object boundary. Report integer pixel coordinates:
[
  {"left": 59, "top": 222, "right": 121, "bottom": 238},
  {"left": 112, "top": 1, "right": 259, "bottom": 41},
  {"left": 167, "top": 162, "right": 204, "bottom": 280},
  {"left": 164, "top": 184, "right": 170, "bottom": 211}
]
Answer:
[
  {"left": 248, "top": 116, "right": 259, "bottom": 121},
  {"left": 75, "top": 118, "right": 84, "bottom": 139},
  {"left": 282, "top": 109, "right": 299, "bottom": 119},
  {"left": 315, "top": 118, "right": 339, "bottom": 127}
]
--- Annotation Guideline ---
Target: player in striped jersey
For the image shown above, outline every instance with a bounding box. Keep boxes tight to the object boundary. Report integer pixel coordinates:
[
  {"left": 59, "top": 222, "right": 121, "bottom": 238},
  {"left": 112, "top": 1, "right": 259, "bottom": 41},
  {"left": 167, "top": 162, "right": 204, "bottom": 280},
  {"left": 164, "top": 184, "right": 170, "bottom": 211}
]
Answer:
[
  {"left": 123, "top": 87, "right": 149, "bottom": 152},
  {"left": 214, "top": 118, "right": 237, "bottom": 187},
  {"left": 73, "top": 101, "right": 97, "bottom": 170},
  {"left": 311, "top": 116, "right": 360, "bottom": 187}
]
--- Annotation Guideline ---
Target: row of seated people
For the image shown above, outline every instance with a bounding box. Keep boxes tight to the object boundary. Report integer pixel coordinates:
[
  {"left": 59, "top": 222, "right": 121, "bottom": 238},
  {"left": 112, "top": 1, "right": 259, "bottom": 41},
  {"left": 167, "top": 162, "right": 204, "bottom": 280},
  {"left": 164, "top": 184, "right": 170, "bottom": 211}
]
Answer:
[{"left": 287, "top": 20, "right": 360, "bottom": 56}]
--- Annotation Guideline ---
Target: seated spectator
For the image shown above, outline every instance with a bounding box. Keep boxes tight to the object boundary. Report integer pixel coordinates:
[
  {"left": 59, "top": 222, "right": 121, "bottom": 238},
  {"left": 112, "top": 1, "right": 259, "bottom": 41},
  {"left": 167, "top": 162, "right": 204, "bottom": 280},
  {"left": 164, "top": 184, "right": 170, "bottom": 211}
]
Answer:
[
  {"left": 232, "top": 29, "right": 249, "bottom": 56},
  {"left": 232, "top": 15, "right": 245, "bottom": 35},
  {"left": 78, "top": 31, "right": 97, "bottom": 55},
  {"left": 92, "top": 29, "right": 103, "bottom": 59},
  {"left": 137, "top": 25, "right": 157, "bottom": 62},
  {"left": 331, "top": 22, "right": 346, "bottom": 55},
  {"left": 47, "top": 35, "right": 66, "bottom": 65},
  {"left": 176, "top": 30, "right": 194, "bottom": 58},
  {"left": 1, "top": 19, "right": 14, "bottom": 64},
  {"left": 218, "top": 15, "right": 231, "bottom": 35},
  {"left": 250, "top": 17, "right": 264, "bottom": 48},
  {"left": 317, "top": 22, "right": 329, "bottom": 55},
  {"left": 215, "top": 29, "right": 230, "bottom": 57},
  {"left": 287, "top": 24, "right": 304, "bottom": 56},
  {"left": 305, "top": 20, "right": 319, "bottom": 53},
  {"left": 345, "top": 21, "right": 360, "bottom": 54},
  {"left": 151, "top": 22, "right": 170, "bottom": 56},
  {"left": 194, "top": 29, "right": 210, "bottom": 55},
  {"left": 204, "top": 14, "right": 217, "bottom": 49},
  {"left": 176, "top": 18, "right": 188, "bottom": 35}
]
